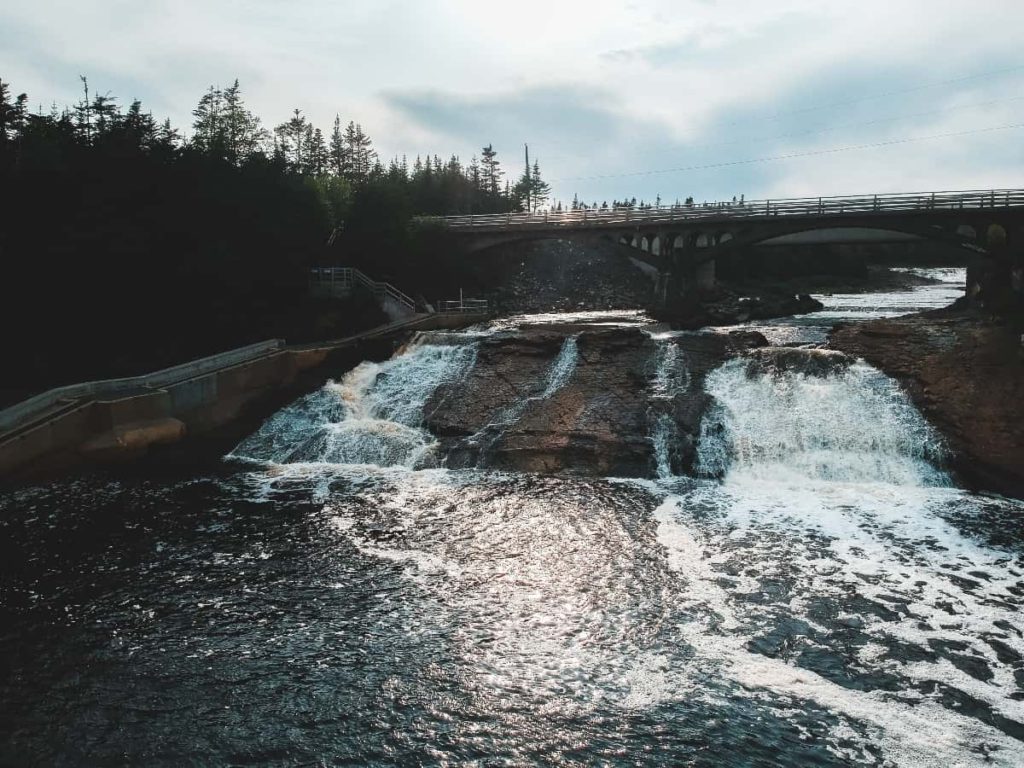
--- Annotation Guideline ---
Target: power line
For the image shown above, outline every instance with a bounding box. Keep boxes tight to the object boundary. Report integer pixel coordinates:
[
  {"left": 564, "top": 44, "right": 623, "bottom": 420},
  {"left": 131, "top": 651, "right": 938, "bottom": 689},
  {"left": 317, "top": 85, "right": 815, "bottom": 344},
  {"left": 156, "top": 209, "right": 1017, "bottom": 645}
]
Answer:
[
  {"left": 682, "top": 95, "right": 1024, "bottom": 153},
  {"left": 534, "top": 63, "right": 1024, "bottom": 161},
  {"left": 730, "top": 64, "right": 1024, "bottom": 125},
  {"left": 550, "top": 122, "right": 1024, "bottom": 183}
]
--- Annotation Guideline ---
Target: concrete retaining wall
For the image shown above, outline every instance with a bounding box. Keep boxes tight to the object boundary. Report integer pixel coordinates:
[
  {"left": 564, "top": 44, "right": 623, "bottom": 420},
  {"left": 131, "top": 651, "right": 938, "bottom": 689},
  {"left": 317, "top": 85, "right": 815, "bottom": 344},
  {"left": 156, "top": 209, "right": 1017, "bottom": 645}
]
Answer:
[{"left": 0, "top": 312, "right": 488, "bottom": 481}]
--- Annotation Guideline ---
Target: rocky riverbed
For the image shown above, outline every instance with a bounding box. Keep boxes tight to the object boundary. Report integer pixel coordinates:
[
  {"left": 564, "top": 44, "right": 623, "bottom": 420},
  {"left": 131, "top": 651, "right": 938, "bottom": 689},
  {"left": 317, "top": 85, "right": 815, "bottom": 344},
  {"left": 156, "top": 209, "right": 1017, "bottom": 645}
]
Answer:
[{"left": 425, "top": 327, "right": 766, "bottom": 476}]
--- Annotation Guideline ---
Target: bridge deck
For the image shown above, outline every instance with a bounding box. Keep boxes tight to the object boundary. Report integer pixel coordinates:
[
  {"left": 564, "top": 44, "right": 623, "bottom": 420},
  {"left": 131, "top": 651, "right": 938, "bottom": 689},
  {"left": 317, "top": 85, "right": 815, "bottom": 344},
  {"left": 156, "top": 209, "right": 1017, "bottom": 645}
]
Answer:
[{"left": 418, "top": 188, "right": 1024, "bottom": 232}]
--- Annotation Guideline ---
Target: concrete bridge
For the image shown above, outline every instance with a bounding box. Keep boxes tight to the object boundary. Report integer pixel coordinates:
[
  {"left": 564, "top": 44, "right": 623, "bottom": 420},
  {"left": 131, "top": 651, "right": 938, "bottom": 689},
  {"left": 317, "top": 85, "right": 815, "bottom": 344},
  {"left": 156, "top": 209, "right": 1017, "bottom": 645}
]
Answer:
[{"left": 417, "top": 188, "right": 1024, "bottom": 301}]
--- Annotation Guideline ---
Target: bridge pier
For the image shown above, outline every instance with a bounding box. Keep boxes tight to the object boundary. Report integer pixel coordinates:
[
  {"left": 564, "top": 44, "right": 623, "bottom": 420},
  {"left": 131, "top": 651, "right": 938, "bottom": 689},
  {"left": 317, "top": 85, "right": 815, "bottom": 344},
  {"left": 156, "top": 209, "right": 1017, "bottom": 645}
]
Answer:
[{"left": 694, "top": 258, "right": 716, "bottom": 291}]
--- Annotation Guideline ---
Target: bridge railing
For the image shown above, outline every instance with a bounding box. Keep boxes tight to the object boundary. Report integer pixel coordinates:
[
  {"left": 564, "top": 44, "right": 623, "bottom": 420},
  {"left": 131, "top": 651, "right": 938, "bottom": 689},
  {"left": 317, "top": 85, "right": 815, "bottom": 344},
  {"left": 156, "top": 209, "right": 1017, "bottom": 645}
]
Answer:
[{"left": 416, "top": 187, "right": 1024, "bottom": 231}]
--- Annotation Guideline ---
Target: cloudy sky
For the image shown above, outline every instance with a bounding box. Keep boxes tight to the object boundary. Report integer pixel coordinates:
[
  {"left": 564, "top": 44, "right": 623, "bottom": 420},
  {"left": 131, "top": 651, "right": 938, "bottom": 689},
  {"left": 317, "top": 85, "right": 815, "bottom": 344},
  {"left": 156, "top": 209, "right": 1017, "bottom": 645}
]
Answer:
[{"left": 3, "top": 0, "right": 1022, "bottom": 204}]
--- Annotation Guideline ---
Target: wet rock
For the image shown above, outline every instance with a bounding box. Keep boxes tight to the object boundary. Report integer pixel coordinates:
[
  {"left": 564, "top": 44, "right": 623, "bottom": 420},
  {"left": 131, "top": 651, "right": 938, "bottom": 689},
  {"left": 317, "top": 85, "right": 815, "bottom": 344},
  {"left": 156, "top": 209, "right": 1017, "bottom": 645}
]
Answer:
[
  {"left": 744, "top": 347, "right": 854, "bottom": 378},
  {"left": 658, "top": 287, "right": 825, "bottom": 329},
  {"left": 831, "top": 307, "right": 1024, "bottom": 499},
  {"left": 425, "top": 327, "right": 756, "bottom": 477},
  {"left": 467, "top": 238, "right": 656, "bottom": 314}
]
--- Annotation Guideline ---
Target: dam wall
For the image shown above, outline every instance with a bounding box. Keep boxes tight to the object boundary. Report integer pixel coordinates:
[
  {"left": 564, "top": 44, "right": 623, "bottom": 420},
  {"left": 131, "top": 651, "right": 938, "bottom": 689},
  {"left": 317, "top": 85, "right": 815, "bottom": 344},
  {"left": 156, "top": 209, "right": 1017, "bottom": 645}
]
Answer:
[{"left": 0, "top": 312, "right": 488, "bottom": 481}]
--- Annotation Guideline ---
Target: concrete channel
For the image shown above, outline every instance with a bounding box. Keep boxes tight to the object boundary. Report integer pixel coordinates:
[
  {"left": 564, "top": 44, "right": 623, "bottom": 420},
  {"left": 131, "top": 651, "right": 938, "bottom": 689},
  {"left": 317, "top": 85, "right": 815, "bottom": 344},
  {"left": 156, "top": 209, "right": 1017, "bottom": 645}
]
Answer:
[{"left": 0, "top": 312, "right": 488, "bottom": 482}]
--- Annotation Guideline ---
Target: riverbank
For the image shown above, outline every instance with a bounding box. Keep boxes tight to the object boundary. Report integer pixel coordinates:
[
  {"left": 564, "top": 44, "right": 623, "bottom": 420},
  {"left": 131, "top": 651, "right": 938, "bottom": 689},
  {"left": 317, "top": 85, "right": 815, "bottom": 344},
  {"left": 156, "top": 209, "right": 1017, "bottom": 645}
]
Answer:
[{"left": 831, "top": 306, "right": 1024, "bottom": 498}]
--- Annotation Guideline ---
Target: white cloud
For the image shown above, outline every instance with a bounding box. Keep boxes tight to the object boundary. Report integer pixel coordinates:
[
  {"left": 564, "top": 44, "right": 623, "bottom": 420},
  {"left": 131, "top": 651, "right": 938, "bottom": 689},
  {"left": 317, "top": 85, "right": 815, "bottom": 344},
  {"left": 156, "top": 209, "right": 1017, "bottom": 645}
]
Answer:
[{"left": 2, "top": 0, "right": 1023, "bottom": 202}]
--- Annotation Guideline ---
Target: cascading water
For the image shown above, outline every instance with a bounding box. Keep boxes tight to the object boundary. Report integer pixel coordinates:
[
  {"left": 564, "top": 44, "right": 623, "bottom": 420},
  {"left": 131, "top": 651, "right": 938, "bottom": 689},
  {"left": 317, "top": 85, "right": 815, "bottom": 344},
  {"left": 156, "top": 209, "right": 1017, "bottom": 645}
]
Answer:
[
  {"left": 695, "top": 350, "right": 948, "bottom": 486},
  {"left": 230, "top": 340, "right": 477, "bottom": 468},
  {"left": 467, "top": 335, "right": 578, "bottom": 462},
  {"left": 538, "top": 335, "right": 579, "bottom": 398},
  {"left": 650, "top": 341, "right": 691, "bottom": 397},
  {"left": 648, "top": 340, "right": 692, "bottom": 479}
]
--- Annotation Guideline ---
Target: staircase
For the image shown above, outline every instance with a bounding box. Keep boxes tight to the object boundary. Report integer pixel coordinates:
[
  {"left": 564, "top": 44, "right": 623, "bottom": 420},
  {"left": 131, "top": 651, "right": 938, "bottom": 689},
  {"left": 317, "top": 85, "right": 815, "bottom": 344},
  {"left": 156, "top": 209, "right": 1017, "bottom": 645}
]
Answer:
[{"left": 309, "top": 267, "right": 417, "bottom": 322}]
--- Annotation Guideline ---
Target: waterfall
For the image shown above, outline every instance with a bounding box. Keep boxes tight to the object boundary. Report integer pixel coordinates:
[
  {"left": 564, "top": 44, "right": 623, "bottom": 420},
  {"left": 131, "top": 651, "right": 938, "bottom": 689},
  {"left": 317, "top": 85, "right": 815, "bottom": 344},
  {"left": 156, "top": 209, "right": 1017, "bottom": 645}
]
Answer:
[
  {"left": 648, "top": 341, "right": 691, "bottom": 479},
  {"left": 695, "top": 352, "right": 948, "bottom": 486},
  {"left": 651, "top": 413, "right": 674, "bottom": 479},
  {"left": 539, "top": 336, "right": 578, "bottom": 397},
  {"left": 468, "top": 336, "right": 579, "bottom": 463},
  {"left": 650, "top": 342, "right": 690, "bottom": 397},
  {"left": 230, "top": 342, "right": 477, "bottom": 468}
]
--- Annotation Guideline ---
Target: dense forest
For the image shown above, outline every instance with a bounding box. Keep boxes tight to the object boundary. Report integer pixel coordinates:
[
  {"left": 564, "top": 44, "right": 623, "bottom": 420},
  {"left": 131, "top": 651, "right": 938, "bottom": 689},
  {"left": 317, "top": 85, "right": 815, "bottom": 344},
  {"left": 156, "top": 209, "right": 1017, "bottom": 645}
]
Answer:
[{"left": 0, "top": 76, "right": 555, "bottom": 404}]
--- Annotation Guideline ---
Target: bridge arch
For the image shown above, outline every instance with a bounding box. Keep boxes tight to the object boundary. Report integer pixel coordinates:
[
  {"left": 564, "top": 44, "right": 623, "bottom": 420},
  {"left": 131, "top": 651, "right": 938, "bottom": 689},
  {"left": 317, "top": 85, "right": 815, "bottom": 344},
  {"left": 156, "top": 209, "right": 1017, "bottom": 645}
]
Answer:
[
  {"left": 956, "top": 224, "right": 977, "bottom": 241},
  {"left": 699, "top": 222, "right": 987, "bottom": 261}
]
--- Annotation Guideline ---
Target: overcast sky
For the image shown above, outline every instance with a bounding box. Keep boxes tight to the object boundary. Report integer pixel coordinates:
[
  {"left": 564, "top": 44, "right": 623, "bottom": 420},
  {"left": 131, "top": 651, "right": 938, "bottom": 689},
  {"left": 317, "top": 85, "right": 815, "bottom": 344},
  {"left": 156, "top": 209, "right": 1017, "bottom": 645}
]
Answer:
[{"left": 3, "top": 0, "right": 1023, "bottom": 204}]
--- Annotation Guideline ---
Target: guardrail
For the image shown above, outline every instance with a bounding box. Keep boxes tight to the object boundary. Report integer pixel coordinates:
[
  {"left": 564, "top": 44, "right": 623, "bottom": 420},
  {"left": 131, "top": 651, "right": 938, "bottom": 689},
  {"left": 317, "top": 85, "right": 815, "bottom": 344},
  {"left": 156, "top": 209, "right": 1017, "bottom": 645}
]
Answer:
[
  {"left": 437, "top": 298, "right": 489, "bottom": 313},
  {"left": 0, "top": 339, "right": 284, "bottom": 434},
  {"left": 415, "top": 187, "right": 1024, "bottom": 231},
  {"left": 310, "top": 267, "right": 416, "bottom": 311}
]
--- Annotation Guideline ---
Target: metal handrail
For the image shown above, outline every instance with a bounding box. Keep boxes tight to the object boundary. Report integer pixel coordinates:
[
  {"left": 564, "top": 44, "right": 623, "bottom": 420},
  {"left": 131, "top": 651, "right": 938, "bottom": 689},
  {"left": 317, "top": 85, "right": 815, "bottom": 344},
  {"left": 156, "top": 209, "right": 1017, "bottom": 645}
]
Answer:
[
  {"left": 437, "top": 298, "right": 489, "bottom": 313},
  {"left": 0, "top": 339, "right": 285, "bottom": 434},
  {"left": 415, "top": 187, "right": 1024, "bottom": 231},
  {"left": 310, "top": 267, "right": 416, "bottom": 311}
]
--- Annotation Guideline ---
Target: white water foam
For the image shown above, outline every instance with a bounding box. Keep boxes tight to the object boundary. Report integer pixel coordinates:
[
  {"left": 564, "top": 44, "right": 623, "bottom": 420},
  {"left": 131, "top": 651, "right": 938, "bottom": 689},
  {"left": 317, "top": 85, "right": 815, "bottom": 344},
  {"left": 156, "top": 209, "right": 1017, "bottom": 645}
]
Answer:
[
  {"left": 696, "top": 355, "right": 948, "bottom": 486},
  {"left": 654, "top": 493, "right": 1024, "bottom": 767},
  {"left": 230, "top": 342, "right": 476, "bottom": 468}
]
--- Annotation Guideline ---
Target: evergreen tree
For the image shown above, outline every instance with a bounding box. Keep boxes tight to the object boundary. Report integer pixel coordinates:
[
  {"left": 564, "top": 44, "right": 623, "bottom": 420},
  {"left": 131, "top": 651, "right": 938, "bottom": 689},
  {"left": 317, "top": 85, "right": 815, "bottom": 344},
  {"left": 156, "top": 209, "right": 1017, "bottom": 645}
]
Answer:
[
  {"left": 528, "top": 160, "right": 551, "bottom": 211},
  {"left": 275, "top": 109, "right": 308, "bottom": 171},
  {"left": 73, "top": 76, "right": 92, "bottom": 142},
  {"left": 305, "top": 125, "right": 328, "bottom": 175},
  {"left": 480, "top": 144, "right": 502, "bottom": 196},
  {"left": 191, "top": 85, "right": 224, "bottom": 154},
  {"left": 89, "top": 92, "right": 118, "bottom": 137},
  {"left": 342, "top": 121, "right": 376, "bottom": 182},
  {"left": 220, "top": 80, "right": 267, "bottom": 164},
  {"left": 0, "top": 78, "right": 27, "bottom": 144},
  {"left": 328, "top": 115, "right": 347, "bottom": 177}
]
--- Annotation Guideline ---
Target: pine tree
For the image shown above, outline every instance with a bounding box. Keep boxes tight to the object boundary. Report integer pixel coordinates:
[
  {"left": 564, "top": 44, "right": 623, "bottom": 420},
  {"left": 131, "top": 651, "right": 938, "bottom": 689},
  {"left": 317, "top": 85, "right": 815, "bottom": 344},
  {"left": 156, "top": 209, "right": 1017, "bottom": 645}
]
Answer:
[
  {"left": 89, "top": 92, "right": 119, "bottom": 138},
  {"left": 120, "top": 99, "right": 158, "bottom": 151},
  {"left": 0, "top": 78, "right": 27, "bottom": 144},
  {"left": 74, "top": 76, "right": 92, "bottom": 142},
  {"left": 155, "top": 118, "right": 181, "bottom": 153},
  {"left": 480, "top": 144, "right": 502, "bottom": 196},
  {"left": 274, "top": 109, "right": 308, "bottom": 171},
  {"left": 342, "top": 121, "right": 376, "bottom": 182},
  {"left": 220, "top": 80, "right": 267, "bottom": 164},
  {"left": 528, "top": 159, "right": 551, "bottom": 211},
  {"left": 192, "top": 85, "right": 224, "bottom": 154},
  {"left": 328, "top": 115, "right": 347, "bottom": 177}
]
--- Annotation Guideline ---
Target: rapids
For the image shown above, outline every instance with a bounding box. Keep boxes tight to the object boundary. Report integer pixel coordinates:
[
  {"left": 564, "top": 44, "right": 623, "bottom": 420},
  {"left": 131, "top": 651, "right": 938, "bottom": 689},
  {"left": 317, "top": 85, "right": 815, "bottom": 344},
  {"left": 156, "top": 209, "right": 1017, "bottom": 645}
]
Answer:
[{"left": 2, "top": 267, "right": 1023, "bottom": 766}]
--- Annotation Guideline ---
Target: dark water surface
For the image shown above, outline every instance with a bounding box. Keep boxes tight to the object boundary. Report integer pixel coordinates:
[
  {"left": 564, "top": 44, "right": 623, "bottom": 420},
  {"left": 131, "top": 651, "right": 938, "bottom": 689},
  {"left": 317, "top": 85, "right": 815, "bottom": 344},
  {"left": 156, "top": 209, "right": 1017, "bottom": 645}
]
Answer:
[{"left": 3, "top": 271, "right": 1024, "bottom": 766}]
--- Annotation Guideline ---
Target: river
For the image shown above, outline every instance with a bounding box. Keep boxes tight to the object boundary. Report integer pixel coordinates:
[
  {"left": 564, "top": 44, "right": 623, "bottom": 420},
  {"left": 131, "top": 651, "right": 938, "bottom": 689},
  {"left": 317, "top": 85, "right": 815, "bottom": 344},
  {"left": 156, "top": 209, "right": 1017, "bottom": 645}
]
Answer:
[{"left": 3, "top": 268, "right": 1023, "bottom": 766}]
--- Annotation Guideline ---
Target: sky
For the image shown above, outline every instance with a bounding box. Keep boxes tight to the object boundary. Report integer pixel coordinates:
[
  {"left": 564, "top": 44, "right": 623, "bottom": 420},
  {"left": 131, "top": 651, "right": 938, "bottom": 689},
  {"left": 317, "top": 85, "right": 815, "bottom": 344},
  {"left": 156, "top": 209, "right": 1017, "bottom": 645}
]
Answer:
[{"left": 3, "top": 0, "right": 1023, "bottom": 205}]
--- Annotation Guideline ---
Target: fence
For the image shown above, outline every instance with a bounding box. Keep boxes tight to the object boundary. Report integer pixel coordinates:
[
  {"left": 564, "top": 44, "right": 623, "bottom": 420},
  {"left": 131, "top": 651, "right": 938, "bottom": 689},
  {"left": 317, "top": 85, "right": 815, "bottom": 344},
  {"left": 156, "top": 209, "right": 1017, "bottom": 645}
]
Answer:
[
  {"left": 415, "top": 187, "right": 1024, "bottom": 231},
  {"left": 437, "top": 298, "right": 489, "bottom": 313}
]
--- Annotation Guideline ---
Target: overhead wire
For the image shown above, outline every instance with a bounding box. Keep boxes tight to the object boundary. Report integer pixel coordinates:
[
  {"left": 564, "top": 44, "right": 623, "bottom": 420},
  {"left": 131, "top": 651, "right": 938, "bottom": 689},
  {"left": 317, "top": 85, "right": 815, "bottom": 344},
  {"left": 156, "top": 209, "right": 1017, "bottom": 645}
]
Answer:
[{"left": 550, "top": 122, "right": 1024, "bottom": 182}]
